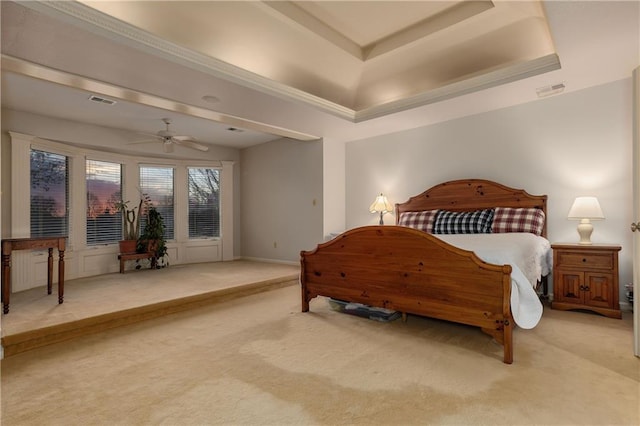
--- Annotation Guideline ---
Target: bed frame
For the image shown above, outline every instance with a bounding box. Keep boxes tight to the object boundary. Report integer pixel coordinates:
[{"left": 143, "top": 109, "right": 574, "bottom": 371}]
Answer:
[{"left": 300, "top": 179, "right": 547, "bottom": 364}]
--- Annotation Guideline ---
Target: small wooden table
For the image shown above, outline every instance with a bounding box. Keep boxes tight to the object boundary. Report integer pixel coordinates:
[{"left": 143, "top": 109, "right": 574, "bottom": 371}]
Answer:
[
  {"left": 1, "top": 237, "right": 66, "bottom": 314},
  {"left": 118, "top": 252, "right": 156, "bottom": 273}
]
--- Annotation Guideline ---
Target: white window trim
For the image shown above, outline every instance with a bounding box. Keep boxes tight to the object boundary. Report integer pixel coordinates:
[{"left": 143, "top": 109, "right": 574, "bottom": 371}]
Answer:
[{"left": 9, "top": 131, "right": 232, "bottom": 256}]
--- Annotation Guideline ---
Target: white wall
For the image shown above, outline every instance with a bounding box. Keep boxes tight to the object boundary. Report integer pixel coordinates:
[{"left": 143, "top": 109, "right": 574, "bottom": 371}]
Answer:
[
  {"left": 1, "top": 109, "right": 244, "bottom": 257},
  {"left": 322, "top": 138, "right": 346, "bottom": 238},
  {"left": 3, "top": 79, "right": 634, "bottom": 303},
  {"left": 1, "top": 110, "right": 243, "bottom": 289},
  {"left": 240, "top": 138, "right": 323, "bottom": 262},
  {"left": 344, "top": 79, "right": 633, "bottom": 305}
]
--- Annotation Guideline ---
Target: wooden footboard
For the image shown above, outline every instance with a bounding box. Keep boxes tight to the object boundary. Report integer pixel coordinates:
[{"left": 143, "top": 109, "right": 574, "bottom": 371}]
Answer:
[{"left": 300, "top": 226, "right": 515, "bottom": 364}]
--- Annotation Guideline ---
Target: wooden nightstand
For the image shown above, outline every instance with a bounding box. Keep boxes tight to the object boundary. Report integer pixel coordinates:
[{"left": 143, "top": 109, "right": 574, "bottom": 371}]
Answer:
[{"left": 551, "top": 243, "right": 621, "bottom": 319}]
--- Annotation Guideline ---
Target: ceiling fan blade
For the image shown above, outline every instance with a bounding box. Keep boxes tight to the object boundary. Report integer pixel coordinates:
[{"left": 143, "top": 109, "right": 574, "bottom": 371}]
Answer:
[
  {"left": 129, "top": 120, "right": 208, "bottom": 153},
  {"left": 172, "top": 138, "right": 209, "bottom": 152}
]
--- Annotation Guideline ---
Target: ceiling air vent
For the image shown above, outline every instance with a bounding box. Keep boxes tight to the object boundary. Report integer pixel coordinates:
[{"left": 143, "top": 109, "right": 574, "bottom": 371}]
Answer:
[
  {"left": 88, "top": 95, "right": 117, "bottom": 105},
  {"left": 536, "top": 83, "right": 565, "bottom": 98}
]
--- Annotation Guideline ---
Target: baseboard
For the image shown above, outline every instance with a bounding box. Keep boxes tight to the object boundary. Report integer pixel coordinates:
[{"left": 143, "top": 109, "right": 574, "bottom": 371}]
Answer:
[
  {"left": 619, "top": 301, "right": 633, "bottom": 312},
  {"left": 239, "top": 256, "right": 298, "bottom": 266}
]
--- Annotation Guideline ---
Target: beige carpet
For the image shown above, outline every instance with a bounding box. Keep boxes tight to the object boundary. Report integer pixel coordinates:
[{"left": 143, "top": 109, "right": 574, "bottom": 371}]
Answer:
[
  {"left": 0, "top": 260, "right": 299, "bottom": 356},
  {"left": 1, "top": 260, "right": 300, "bottom": 337},
  {"left": 1, "top": 264, "right": 639, "bottom": 425}
]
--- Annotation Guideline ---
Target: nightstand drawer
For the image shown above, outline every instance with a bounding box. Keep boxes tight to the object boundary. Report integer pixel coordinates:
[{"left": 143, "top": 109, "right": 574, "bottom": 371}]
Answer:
[{"left": 556, "top": 251, "right": 613, "bottom": 270}]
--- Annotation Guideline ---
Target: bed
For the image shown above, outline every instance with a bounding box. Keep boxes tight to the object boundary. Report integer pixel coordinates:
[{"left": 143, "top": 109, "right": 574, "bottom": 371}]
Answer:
[{"left": 299, "top": 179, "right": 551, "bottom": 364}]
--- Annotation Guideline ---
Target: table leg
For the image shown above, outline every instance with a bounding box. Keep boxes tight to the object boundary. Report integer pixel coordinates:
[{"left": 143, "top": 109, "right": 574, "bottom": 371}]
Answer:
[
  {"left": 2, "top": 252, "right": 10, "bottom": 314},
  {"left": 47, "top": 248, "right": 53, "bottom": 295},
  {"left": 58, "top": 249, "right": 65, "bottom": 304}
]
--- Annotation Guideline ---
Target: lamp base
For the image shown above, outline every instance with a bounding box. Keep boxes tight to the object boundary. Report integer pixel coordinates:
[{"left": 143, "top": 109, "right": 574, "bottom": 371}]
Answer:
[{"left": 577, "top": 219, "right": 593, "bottom": 245}]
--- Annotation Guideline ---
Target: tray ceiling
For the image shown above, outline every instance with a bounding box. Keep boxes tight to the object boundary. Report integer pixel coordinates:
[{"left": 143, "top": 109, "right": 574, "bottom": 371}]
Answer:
[
  {"left": 9, "top": 1, "right": 637, "bottom": 150},
  {"left": 57, "top": 0, "right": 559, "bottom": 121}
]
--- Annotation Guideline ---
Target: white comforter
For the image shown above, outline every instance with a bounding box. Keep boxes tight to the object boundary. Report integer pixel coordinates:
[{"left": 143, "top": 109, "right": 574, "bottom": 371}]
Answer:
[{"left": 436, "top": 233, "right": 552, "bottom": 329}]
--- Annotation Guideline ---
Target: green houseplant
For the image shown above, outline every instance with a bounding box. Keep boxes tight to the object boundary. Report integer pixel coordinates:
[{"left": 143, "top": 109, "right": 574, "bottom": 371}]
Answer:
[{"left": 137, "top": 204, "right": 168, "bottom": 268}]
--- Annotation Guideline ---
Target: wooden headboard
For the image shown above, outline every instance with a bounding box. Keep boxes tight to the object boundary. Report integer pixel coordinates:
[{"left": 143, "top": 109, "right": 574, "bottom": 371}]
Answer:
[{"left": 395, "top": 179, "right": 548, "bottom": 237}]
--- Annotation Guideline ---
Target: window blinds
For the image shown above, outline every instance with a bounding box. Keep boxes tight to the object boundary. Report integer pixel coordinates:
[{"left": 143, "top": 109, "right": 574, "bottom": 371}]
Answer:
[
  {"left": 86, "top": 159, "right": 122, "bottom": 245},
  {"left": 30, "top": 150, "right": 69, "bottom": 238},
  {"left": 139, "top": 166, "right": 174, "bottom": 240},
  {"left": 188, "top": 168, "right": 220, "bottom": 238}
]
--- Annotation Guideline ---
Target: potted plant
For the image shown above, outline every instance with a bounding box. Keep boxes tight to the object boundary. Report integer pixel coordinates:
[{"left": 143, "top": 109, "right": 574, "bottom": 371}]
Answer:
[
  {"left": 114, "top": 198, "right": 144, "bottom": 254},
  {"left": 137, "top": 204, "right": 168, "bottom": 268}
]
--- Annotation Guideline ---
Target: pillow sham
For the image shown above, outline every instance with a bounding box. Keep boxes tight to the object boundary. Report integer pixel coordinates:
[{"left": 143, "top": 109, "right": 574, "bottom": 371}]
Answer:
[
  {"left": 398, "top": 210, "right": 438, "bottom": 233},
  {"left": 492, "top": 207, "right": 545, "bottom": 236},
  {"left": 433, "top": 209, "right": 494, "bottom": 234}
]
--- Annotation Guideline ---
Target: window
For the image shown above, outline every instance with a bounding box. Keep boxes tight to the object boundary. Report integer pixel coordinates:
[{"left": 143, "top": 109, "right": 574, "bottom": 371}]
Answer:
[
  {"left": 188, "top": 168, "right": 220, "bottom": 238},
  {"left": 139, "top": 166, "right": 174, "bottom": 239},
  {"left": 86, "top": 159, "right": 122, "bottom": 245},
  {"left": 30, "top": 149, "right": 69, "bottom": 238}
]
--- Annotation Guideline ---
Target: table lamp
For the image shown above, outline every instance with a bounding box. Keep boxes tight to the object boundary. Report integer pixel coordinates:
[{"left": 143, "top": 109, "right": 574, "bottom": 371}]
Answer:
[
  {"left": 369, "top": 193, "right": 392, "bottom": 225},
  {"left": 567, "top": 196, "right": 604, "bottom": 245}
]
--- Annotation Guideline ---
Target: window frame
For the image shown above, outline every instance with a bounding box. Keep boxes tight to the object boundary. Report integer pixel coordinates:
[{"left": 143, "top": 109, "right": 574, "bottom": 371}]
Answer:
[
  {"left": 85, "top": 158, "right": 123, "bottom": 246},
  {"left": 187, "top": 166, "right": 221, "bottom": 239},
  {"left": 29, "top": 148, "right": 70, "bottom": 239},
  {"left": 9, "top": 131, "right": 232, "bottom": 265},
  {"left": 139, "top": 164, "right": 176, "bottom": 241}
]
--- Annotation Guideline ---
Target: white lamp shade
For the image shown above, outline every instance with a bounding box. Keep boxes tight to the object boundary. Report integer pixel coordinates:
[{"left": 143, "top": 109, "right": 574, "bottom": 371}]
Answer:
[
  {"left": 567, "top": 196, "right": 604, "bottom": 245},
  {"left": 567, "top": 197, "right": 604, "bottom": 220},
  {"left": 369, "top": 194, "right": 393, "bottom": 213}
]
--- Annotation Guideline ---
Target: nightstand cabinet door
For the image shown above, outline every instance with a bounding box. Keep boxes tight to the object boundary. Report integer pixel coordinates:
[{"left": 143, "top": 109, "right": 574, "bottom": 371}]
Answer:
[
  {"left": 551, "top": 244, "right": 621, "bottom": 319},
  {"left": 584, "top": 272, "right": 616, "bottom": 309},
  {"left": 555, "top": 271, "right": 584, "bottom": 304}
]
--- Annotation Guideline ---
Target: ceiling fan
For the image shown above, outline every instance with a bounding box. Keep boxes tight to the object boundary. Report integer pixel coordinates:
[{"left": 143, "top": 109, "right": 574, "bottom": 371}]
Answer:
[{"left": 129, "top": 118, "right": 209, "bottom": 153}]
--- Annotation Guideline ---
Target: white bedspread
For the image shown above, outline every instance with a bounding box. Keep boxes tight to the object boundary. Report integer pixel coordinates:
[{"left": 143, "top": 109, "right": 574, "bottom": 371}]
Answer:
[{"left": 436, "top": 233, "right": 552, "bottom": 329}]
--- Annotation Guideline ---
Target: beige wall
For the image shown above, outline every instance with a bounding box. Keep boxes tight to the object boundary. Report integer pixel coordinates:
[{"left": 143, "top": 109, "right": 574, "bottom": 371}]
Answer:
[
  {"left": 344, "top": 79, "right": 634, "bottom": 306},
  {"left": 240, "top": 138, "right": 323, "bottom": 262}
]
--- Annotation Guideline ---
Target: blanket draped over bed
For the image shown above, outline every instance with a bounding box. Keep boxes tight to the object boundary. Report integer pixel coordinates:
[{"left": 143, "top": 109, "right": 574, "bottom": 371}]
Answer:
[
  {"left": 300, "top": 179, "right": 549, "bottom": 364},
  {"left": 436, "top": 233, "right": 551, "bottom": 329}
]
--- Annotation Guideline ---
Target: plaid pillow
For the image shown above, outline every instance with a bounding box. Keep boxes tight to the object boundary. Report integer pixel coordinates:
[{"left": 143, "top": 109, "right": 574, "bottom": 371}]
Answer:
[
  {"left": 492, "top": 207, "right": 545, "bottom": 236},
  {"left": 433, "top": 209, "right": 494, "bottom": 234},
  {"left": 398, "top": 210, "right": 438, "bottom": 233}
]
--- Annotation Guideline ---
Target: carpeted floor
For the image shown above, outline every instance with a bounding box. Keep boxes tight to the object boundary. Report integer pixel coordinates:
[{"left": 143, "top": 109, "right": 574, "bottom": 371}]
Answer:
[
  {"left": 1, "top": 261, "right": 639, "bottom": 425},
  {"left": 1, "top": 260, "right": 300, "bottom": 337},
  {"left": 0, "top": 260, "right": 299, "bottom": 357}
]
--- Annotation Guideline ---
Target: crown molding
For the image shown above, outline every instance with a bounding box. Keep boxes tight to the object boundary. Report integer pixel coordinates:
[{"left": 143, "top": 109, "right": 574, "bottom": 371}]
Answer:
[
  {"left": 355, "top": 53, "right": 561, "bottom": 122},
  {"left": 20, "top": 1, "right": 357, "bottom": 121},
  {"left": 2, "top": 55, "right": 319, "bottom": 142},
  {"left": 21, "top": 1, "right": 560, "bottom": 124}
]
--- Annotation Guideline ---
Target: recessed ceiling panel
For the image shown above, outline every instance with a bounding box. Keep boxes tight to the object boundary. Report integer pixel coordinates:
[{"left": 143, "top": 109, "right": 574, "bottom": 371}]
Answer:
[
  {"left": 71, "top": 0, "right": 557, "bottom": 117},
  {"left": 8, "top": 0, "right": 560, "bottom": 123},
  {"left": 294, "top": 1, "right": 459, "bottom": 47}
]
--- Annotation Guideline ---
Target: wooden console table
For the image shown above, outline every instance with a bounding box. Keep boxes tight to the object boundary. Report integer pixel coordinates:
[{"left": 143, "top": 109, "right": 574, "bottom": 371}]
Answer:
[{"left": 1, "top": 237, "right": 66, "bottom": 314}]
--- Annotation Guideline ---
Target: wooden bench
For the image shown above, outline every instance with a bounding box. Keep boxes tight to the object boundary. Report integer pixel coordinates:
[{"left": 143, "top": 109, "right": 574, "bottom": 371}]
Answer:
[{"left": 118, "top": 252, "right": 156, "bottom": 273}]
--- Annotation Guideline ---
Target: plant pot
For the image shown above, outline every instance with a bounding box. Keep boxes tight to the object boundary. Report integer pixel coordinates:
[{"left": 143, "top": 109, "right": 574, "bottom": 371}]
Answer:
[{"left": 118, "top": 239, "right": 137, "bottom": 254}]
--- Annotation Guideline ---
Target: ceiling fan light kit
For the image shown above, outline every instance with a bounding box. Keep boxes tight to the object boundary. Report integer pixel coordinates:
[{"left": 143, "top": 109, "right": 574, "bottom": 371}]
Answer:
[{"left": 128, "top": 118, "right": 209, "bottom": 153}]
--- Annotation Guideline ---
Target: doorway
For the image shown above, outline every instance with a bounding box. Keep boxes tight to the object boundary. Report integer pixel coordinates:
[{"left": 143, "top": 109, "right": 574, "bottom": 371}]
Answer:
[{"left": 633, "top": 66, "right": 639, "bottom": 357}]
